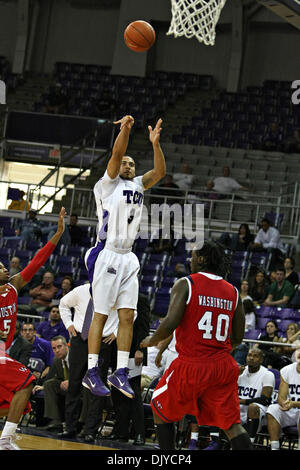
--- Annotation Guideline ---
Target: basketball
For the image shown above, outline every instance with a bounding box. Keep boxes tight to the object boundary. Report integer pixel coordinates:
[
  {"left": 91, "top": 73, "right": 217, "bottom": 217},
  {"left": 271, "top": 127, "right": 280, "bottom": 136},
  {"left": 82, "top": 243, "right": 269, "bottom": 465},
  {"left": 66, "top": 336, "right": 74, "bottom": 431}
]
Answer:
[{"left": 124, "top": 20, "right": 156, "bottom": 52}]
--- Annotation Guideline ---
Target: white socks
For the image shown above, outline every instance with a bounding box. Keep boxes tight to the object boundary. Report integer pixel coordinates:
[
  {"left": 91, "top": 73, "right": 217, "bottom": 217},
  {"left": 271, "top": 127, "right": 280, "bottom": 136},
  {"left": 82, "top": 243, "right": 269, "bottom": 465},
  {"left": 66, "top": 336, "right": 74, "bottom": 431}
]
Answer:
[
  {"left": 88, "top": 354, "right": 98, "bottom": 370},
  {"left": 191, "top": 432, "right": 199, "bottom": 441},
  {"left": 88, "top": 351, "right": 130, "bottom": 370},
  {"left": 1, "top": 421, "right": 18, "bottom": 439},
  {"left": 117, "top": 351, "right": 130, "bottom": 369},
  {"left": 270, "top": 440, "right": 280, "bottom": 450}
]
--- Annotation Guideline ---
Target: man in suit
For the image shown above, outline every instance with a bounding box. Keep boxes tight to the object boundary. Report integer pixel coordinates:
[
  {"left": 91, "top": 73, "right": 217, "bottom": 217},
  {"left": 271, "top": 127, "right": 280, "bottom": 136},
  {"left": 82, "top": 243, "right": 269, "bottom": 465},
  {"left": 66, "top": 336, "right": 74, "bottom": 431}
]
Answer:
[
  {"left": 32, "top": 335, "right": 69, "bottom": 432},
  {"left": 7, "top": 321, "right": 32, "bottom": 366},
  {"left": 108, "top": 293, "right": 151, "bottom": 445}
]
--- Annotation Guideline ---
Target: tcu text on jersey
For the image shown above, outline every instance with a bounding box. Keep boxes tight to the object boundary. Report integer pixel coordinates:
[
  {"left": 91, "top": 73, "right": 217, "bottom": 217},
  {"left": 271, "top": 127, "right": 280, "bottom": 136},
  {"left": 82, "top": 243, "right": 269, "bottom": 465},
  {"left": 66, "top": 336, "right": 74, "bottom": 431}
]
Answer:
[
  {"left": 238, "top": 385, "right": 257, "bottom": 399},
  {"left": 123, "top": 189, "right": 144, "bottom": 205}
]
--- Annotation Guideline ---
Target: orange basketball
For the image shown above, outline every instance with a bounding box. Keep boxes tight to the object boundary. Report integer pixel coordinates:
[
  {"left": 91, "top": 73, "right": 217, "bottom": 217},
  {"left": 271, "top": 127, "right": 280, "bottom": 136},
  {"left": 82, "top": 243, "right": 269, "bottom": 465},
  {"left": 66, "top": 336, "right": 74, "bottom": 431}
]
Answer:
[{"left": 124, "top": 20, "right": 156, "bottom": 53}]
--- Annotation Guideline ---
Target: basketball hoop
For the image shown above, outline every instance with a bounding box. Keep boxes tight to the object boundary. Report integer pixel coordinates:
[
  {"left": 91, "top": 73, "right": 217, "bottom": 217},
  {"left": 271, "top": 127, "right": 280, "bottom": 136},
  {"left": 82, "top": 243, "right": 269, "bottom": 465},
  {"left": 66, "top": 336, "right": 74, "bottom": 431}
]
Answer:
[{"left": 167, "top": 0, "right": 227, "bottom": 46}]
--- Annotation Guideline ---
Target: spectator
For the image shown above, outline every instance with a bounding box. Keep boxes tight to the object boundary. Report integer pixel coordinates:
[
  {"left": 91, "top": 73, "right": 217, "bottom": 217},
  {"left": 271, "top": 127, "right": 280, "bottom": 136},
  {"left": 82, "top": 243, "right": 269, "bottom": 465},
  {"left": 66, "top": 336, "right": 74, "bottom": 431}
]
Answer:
[
  {"left": 55, "top": 275, "right": 74, "bottom": 300},
  {"left": 141, "top": 344, "right": 167, "bottom": 391},
  {"left": 262, "top": 122, "right": 283, "bottom": 152},
  {"left": 32, "top": 335, "right": 69, "bottom": 432},
  {"left": 213, "top": 166, "right": 249, "bottom": 196},
  {"left": 238, "top": 348, "right": 275, "bottom": 444},
  {"left": 25, "top": 271, "right": 58, "bottom": 315},
  {"left": 248, "top": 269, "right": 270, "bottom": 305},
  {"left": 58, "top": 282, "right": 119, "bottom": 441},
  {"left": 199, "top": 180, "right": 221, "bottom": 216},
  {"left": 45, "top": 83, "right": 68, "bottom": 114},
  {"left": 7, "top": 190, "right": 30, "bottom": 212},
  {"left": 36, "top": 305, "right": 69, "bottom": 342},
  {"left": 239, "top": 280, "right": 253, "bottom": 301},
  {"left": 173, "top": 163, "right": 195, "bottom": 190},
  {"left": 283, "top": 257, "right": 299, "bottom": 287},
  {"left": 273, "top": 323, "right": 300, "bottom": 360},
  {"left": 264, "top": 266, "right": 294, "bottom": 308},
  {"left": 266, "top": 351, "right": 300, "bottom": 450},
  {"left": 284, "top": 128, "right": 300, "bottom": 154},
  {"left": 9, "top": 256, "right": 22, "bottom": 277},
  {"left": 166, "top": 263, "right": 187, "bottom": 279},
  {"left": 108, "top": 293, "right": 151, "bottom": 446},
  {"left": 150, "top": 174, "right": 183, "bottom": 204},
  {"left": 68, "top": 214, "right": 83, "bottom": 246},
  {"left": 21, "top": 322, "right": 54, "bottom": 380},
  {"left": 254, "top": 320, "right": 290, "bottom": 370},
  {"left": 218, "top": 224, "right": 254, "bottom": 252},
  {"left": 250, "top": 218, "right": 284, "bottom": 270},
  {"left": 243, "top": 299, "right": 257, "bottom": 331},
  {"left": 7, "top": 320, "right": 33, "bottom": 366}
]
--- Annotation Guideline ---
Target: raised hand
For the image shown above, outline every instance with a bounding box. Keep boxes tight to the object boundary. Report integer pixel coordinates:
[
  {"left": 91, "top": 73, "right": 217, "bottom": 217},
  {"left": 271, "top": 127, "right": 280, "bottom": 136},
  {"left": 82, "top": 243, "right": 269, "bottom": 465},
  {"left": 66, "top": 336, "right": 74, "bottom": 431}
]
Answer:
[
  {"left": 148, "top": 118, "right": 162, "bottom": 145},
  {"left": 113, "top": 115, "right": 134, "bottom": 130},
  {"left": 57, "top": 207, "right": 66, "bottom": 235}
]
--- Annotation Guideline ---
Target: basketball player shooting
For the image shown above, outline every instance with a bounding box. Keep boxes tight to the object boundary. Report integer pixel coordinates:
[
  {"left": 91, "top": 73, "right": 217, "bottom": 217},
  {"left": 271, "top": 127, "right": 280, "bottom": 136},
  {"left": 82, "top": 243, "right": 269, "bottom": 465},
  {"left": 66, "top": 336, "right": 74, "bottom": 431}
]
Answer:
[
  {"left": 140, "top": 241, "right": 253, "bottom": 450},
  {"left": 83, "top": 115, "right": 166, "bottom": 399},
  {"left": 0, "top": 207, "right": 66, "bottom": 450}
]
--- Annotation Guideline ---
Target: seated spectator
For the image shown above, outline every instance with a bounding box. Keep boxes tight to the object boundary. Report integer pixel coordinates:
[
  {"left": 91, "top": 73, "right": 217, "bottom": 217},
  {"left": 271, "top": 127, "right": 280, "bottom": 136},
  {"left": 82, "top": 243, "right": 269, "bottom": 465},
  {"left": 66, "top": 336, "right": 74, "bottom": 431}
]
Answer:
[
  {"left": 248, "top": 269, "right": 270, "bottom": 305},
  {"left": 266, "top": 351, "right": 300, "bottom": 450},
  {"left": 254, "top": 320, "right": 291, "bottom": 370},
  {"left": 239, "top": 280, "right": 253, "bottom": 302},
  {"left": 68, "top": 214, "right": 83, "bottom": 246},
  {"left": 21, "top": 323, "right": 54, "bottom": 380},
  {"left": 7, "top": 320, "right": 33, "bottom": 366},
  {"left": 264, "top": 266, "right": 294, "bottom": 308},
  {"left": 250, "top": 218, "right": 284, "bottom": 270},
  {"left": 238, "top": 348, "right": 275, "bottom": 444},
  {"left": 32, "top": 335, "right": 69, "bottom": 432},
  {"left": 213, "top": 166, "right": 249, "bottom": 196},
  {"left": 44, "top": 83, "right": 68, "bottom": 114},
  {"left": 166, "top": 263, "right": 187, "bottom": 279},
  {"left": 150, "top": 174, "right": 183, "bottom": 204},
  {"left": 36, "top": 305, "right": 69, "bottom": 342},
  {"left": 7, "top": 209, "right": 70, "bottom": 247},
  {"left": 173, "top": 163, "right": 195, "bottom": 190},
  {"left": 243, "top": 299, "right": 257, "bottom": 331},
  {"left": 284, "top": 128, "right": 300, "bottom": 154},
  {"left": 262, "top": 122, "right": 283, "bottom": 152},
  {"left": 93, "top": 90, "right": 116, "bottom": 119},
  {"left": 141, "top": 344, "right": 167, "bottom": 392},
  {"left": 9, "top": 256, "right": 22, "bottom": 277},
  {"left": 54, "top": 275, "right": 74, "bottom": 300},
  {"left": 7, "top": 190, "right": 30, "bottom": 211},
  {"left": 254, "top": 320, "right": 280, "bottom": 354},
  {"left": 218, "top": 223, "right": 254, "bottom": 252},
  {"left": 27, "top": 271, "right": 58, "bottom": 315},
  {"left": 283, "top": 257, "right": 299, "bottom": 287},
  {"left": 273, "top": 323, "right": 300, "bottom": 360}
]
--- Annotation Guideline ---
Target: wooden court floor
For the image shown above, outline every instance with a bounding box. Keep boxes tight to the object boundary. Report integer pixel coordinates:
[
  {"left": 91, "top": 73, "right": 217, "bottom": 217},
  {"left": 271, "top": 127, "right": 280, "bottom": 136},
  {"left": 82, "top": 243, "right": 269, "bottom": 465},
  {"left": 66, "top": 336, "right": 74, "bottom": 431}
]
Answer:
[{"left": 0, "top": 429, "right": 119, "bottom": 451}]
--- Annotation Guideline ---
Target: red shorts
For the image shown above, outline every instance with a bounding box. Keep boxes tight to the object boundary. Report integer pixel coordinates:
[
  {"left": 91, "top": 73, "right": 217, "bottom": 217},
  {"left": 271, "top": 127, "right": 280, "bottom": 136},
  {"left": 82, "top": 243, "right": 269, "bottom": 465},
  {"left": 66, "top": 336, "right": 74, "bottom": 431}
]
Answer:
[
  {"left": 0, "top": 355, "right": 35, "bottom": 413},
  {"left": 151, "top": 354, "right": 240, "bottom": 430}
]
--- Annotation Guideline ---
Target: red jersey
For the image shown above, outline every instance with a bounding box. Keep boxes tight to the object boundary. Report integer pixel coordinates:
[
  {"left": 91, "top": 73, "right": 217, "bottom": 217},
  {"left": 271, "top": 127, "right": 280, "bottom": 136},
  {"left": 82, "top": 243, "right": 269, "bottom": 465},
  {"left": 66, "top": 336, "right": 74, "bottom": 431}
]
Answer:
[
  {"left": 0, "top": 283, "right": 18, "bottom": 350},
  {"left": 175, "top": 272, "right": 239, "bottom": 361}
]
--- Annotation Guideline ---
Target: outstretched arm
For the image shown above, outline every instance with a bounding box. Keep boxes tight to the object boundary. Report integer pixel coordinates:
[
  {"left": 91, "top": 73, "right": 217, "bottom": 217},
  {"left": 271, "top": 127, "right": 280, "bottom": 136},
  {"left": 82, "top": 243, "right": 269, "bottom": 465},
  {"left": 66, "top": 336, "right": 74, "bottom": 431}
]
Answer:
[
  {"left": 9, "top": 207, "right": 66, "bottom": 292},
  {"left": 140, "top": 278, "right": 188, "bottom": 348},
  {"left": 142, "top": 118, "right": 166, "bottom": 190},
  {"left": 106, "top": 115, "right": 134, "bottom": 179}
]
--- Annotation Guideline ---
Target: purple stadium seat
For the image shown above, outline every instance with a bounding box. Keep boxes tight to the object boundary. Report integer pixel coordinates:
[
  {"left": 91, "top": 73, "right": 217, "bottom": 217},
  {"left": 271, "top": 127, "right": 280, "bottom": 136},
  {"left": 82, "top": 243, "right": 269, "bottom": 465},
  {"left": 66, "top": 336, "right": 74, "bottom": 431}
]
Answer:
[
  {"left": 275, "top": 308, "right": 299, "bottom": 320},
  {"left": 255, "top": 306, "right": 276, "bottom": 318},
  {"left": 244, "top": 329, "right": 260, "bottom": 340},
  {"left": 257, "top": 317, "right": 272, "bottom": 330}
]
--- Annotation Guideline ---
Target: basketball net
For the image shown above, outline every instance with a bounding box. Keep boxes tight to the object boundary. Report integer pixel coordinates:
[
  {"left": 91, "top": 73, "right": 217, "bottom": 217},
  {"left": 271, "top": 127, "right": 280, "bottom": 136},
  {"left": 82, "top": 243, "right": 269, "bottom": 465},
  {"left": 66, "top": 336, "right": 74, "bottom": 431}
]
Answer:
[{"left": 167, "top": 0, "right": 227, "bottom": 46}]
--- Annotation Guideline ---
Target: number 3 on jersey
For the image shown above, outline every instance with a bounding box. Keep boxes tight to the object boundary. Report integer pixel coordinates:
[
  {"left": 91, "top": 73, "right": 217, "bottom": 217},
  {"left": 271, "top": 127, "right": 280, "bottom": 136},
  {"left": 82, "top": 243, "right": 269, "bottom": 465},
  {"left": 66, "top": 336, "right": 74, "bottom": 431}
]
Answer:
[{"left": 198, "top": 311, "right": 230, "bottom": 342}]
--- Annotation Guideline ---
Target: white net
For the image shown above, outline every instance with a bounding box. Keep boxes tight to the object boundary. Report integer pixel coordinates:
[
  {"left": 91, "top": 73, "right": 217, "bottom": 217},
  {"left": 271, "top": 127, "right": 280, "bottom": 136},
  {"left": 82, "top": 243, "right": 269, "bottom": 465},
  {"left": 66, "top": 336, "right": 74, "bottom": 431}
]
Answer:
[{"left": 167, "top": 0, "right": 227, "bottom": 46}]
